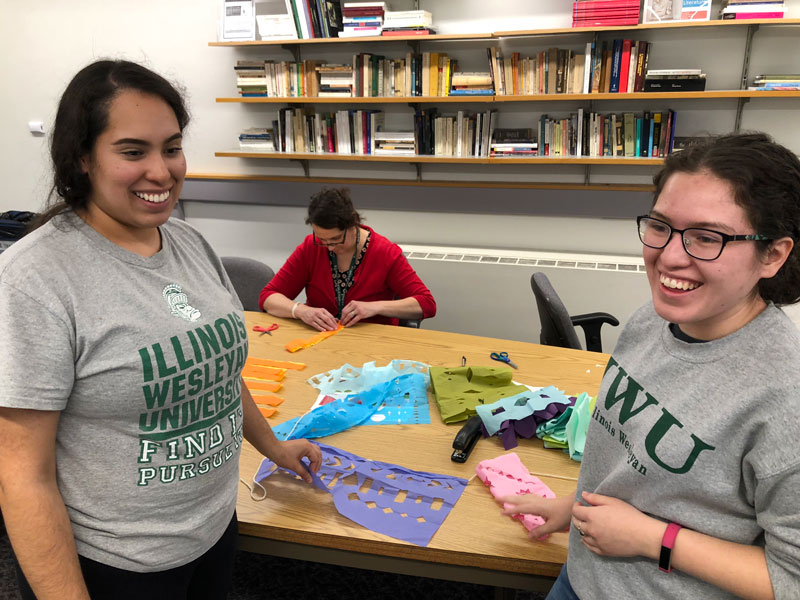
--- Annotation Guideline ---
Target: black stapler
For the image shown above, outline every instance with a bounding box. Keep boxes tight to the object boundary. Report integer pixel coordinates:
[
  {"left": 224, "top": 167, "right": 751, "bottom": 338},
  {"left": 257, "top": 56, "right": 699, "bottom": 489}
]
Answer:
[{"left": 451, "top": 415, "right": 483, "bottom": 463}]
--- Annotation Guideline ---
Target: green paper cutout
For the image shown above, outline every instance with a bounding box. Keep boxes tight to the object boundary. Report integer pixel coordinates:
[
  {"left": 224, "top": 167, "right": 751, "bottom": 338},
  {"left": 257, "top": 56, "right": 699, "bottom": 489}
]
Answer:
[{"left": 429, "top": 366, "right": 528, "bottom": 424}]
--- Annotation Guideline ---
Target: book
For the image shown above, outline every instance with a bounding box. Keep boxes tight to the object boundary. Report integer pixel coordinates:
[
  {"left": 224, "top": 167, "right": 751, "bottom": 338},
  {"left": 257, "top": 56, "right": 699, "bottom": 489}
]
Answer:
[
  {"left": 680, "top": 0, "right": 711, "bottom": 20},
  {"left": 609, "top": 39, "right": 622, "bottom": 93},
  {"left": 722, "top": 11, "right": 784, "bottom": 18},
  {"left": 618, "top": 39, "right": 631, "bottom": 93},
  {"left": 644, "top": 77, "right": 707, "bottom": 91}
]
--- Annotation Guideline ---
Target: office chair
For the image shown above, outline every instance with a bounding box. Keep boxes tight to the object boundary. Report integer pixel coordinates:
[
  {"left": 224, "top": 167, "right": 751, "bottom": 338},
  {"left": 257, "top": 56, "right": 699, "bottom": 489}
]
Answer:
[
  {"left": 530, "top": 272, "right": 619, "bottom": 353},
  {"left": 221, "top": 256, "right": 275, "bottom": 312}
]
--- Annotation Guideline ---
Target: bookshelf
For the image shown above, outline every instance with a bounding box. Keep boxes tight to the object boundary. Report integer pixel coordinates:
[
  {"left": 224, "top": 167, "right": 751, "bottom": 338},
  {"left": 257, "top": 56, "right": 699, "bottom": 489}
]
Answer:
[{"left": 208, "top": 17, "right": 800, "bottom": 189}]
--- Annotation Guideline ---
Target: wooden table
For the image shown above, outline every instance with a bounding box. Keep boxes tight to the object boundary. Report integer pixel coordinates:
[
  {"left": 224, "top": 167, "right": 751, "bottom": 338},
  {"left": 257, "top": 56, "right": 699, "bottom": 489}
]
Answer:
[{"left": 237, "top": 312, "right": 609, "bottom": 592}]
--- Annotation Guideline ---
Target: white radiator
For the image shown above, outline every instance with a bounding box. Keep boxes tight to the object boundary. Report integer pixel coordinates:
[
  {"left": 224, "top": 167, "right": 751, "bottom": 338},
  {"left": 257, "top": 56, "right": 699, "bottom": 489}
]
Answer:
[{"left": 401, "top": 244, "right": 652, "bottom": 352}]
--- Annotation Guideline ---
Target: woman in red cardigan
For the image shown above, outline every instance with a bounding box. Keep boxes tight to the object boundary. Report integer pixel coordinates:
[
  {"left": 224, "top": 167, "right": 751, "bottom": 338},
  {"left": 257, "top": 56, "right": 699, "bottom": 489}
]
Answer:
[{"left": 260, "top": 188, "right": 436, "bottom": 331}]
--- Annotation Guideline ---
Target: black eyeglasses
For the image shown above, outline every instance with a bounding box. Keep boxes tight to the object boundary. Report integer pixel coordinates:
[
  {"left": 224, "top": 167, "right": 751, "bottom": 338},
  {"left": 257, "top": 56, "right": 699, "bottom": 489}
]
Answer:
[
  {"left": 312, "top": 230, "right": 347, "bottom": 247},
  {"left": 636, "top": 215, "right": 771, "bottom": 261}
]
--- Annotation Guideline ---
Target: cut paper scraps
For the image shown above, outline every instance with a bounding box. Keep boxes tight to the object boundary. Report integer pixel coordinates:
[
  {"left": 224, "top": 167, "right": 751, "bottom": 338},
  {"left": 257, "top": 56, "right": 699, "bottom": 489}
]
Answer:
[
  {"left": 255, "top": 395, "right": 285, "bottom": 418},
  {"left": 475, "top": 452, "right": 556, "bottom": 537},
  {"left": 247, "top": 357, "right": 306, "bottom": 371},
  {"left": 429, "top": 366, "right": 529, "bottom": 424},
  {"left": 534, "top": 392, "right": 595, "bottom": 462},
  {"left": 271, "top": 372, "right": 428, "bottom": 440},
  {"left": 253, "top": 441, "right": 468, "bottom": 546},
  {"left": 285, "top": 324, "right": 344, "bottom": 353},
  {"left": 476, "top": 386, "right": 576, "bottom": 450},
  {"left": 242, "top": 357, "right": 306, "bottom": 418},
  {"left": 307, "top": 360, "right": 431, "bottom": 426}
]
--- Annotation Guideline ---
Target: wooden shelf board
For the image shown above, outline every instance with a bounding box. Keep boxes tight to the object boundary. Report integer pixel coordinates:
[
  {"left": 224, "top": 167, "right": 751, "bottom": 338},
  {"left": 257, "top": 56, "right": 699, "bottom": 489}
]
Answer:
[
  {"left": 495, "top": 18, "right": 800, "bottom": 37},
  {"left": 215, "top": 151, "right": 663, "bottom": 165},
  {"left": 186, "top": 172, "right": 655, "bottom": 192},
  {"left": 217, "top": 91, "right": 800, "bottom": 104},
  {"left": 210, "top": 19, "right": 800, "bottom": 48},
  {"left": 209, "top": 32, "right": 492, "bottom": 47}
]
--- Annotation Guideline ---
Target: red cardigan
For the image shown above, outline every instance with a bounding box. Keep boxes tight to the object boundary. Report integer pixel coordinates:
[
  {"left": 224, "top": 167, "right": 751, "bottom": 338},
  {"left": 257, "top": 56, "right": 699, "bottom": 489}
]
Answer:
[{"left": 259, "top": 226, "right": 436, "bottom": 326}]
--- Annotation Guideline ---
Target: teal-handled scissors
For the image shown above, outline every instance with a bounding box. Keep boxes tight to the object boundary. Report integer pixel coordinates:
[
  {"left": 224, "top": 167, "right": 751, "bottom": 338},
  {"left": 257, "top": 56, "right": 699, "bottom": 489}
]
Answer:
[{"left": 490, "top": 351, "right": 518, "bottom": 369}]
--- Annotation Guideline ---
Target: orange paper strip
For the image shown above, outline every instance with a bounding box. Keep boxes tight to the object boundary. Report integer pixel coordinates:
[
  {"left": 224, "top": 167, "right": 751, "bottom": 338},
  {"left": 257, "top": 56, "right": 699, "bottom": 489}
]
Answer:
[
  {"left": 257, "top": 406, "right": 277, "bottom": 418},
  {"left": 244, "top": 379, "right": 282, "bottom": 393},
  {"left": 246, "top": 357, "right": 307, "bottom": 371},
  {"left": 285, "top": 324, "right": 344, "bottom": 353},
  {"left": 253, "top": 395, "right": 285, "bottom": 407},
  {"left": 241, "top": 365, "right": 287, "bottom": 381}
]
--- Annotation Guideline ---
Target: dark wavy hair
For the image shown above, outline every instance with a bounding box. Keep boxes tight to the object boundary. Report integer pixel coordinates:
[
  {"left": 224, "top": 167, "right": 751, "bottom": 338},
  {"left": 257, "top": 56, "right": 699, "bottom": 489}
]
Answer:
[
  {"left": 33, "top": 60, "right": 189, "bottom": 229},
  {"left": 653, "top": 132, "right": 800, "bottom": 305},
  {"left": 305, "top": 188, "right": 363, "bottom": 230}
]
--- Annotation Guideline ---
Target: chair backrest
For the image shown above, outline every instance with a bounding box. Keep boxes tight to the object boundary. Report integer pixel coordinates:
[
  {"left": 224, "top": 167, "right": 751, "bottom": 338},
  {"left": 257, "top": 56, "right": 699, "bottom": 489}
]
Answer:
[
  {"left": 221, "top": 256, "right": 275, "bottom": 312},
  {"left": 530, "top": 272, "right": 583, "bottom": 351}
]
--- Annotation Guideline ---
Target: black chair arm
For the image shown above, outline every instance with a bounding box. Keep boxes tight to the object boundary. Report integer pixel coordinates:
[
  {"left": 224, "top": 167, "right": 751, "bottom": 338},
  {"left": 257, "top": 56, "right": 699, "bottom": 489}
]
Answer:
[
  {"left": 399, "top": 318, "right": 421, "bottom": 329},
  {"left": 570, "top": 312, "right": 620, "bottom": 353}
]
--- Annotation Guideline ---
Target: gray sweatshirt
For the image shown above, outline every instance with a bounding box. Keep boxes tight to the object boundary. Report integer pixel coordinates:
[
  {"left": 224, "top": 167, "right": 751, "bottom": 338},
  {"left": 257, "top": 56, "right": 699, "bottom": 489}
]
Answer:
[
  {"left": 0, "top": 212, "right": 247, "bottom": 572},
  {"left": 568, "top": 302, "right": 800, "bottom": 599}
]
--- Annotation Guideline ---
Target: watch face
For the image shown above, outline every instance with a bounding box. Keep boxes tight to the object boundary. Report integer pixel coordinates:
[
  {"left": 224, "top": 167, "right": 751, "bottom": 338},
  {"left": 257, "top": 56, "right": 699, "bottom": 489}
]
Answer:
[{"left": 658, "top": 545, "right": 673, "bottom": 573}]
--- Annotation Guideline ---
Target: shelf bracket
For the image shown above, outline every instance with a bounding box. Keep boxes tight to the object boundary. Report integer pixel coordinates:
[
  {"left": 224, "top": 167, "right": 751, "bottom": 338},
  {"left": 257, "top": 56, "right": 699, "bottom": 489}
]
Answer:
[
  {"left": 290, "top": 159, "right": 310, "bottom": 177},
  {"left": 414, "top": 163, "right": 422, "bottom": 181},
  {"left": 734, "top": 98, "right": 751, "bottom": 133},
  {"left": 282, "top": 44, "right": 302, "bottom": 63},
  {"left": 583, "top": 165, "right": 591, "bottom": 186},
  {"left": 739, "top": 25, "right": 759, "bottom": 91}
]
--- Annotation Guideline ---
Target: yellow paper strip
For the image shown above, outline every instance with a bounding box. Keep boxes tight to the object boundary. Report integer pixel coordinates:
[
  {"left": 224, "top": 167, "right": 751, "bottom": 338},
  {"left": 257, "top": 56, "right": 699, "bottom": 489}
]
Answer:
[
  {"left": 241, "top": 365, "right": 287, "bottom": 381},
  {"left": 246, "top": 357, "right": 307, "bottom": 371},
  {"left": 285, "top": 324, "right": 343, "bottom": 353}
]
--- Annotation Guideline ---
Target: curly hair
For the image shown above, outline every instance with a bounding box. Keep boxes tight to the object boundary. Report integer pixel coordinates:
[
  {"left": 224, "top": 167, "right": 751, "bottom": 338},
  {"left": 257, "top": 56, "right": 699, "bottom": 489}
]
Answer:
[{"left": 305, "top": 188, "right": 363, "bottom": 230}]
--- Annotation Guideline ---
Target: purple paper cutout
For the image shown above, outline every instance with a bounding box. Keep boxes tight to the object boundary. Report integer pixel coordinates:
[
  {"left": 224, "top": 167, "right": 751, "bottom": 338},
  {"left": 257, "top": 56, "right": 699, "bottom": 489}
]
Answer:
[
  {"left": 254, "top": 441, "right": 468, "bottom": 546},
  {"left": 481, "top": 397, "right": 577, "bottom": 450}
]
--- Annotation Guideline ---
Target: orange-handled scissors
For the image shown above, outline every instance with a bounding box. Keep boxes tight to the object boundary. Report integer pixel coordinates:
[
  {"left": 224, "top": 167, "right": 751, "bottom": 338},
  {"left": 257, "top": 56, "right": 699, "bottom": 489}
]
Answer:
[{"left": 253, "top": 323, "right": 279, "bottom": 336}]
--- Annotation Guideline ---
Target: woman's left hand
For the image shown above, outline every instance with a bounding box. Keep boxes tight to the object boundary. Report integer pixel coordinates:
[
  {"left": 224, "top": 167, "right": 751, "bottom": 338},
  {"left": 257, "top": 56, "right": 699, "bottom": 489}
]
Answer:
[
  {"left": 268, "top": 439, "right": 322, "bottom": 484},
  {"left": 341, "top": 300, "right": 380, "bottom": 327},
  {"left": 571, "top": 491, "right": 664, "bottom": 559}
]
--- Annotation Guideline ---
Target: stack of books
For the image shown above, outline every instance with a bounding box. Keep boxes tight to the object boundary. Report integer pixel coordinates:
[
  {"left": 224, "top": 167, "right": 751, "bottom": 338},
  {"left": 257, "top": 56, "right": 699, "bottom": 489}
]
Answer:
[
  {"left": 749, "top": 74, "right": 800, "bottom": 90},
  {"left": 238, "top": 127, "right": 275, "bottom": 150},
  {"left": 644, "top": 69, "right": 706, "bottom": 92},
  {"left": 318, "top": 64, "right": 354, "bottom": 97},
  {"left": 490, "top": 128, "right": 538, "bottom": 157},
  {"left": 721, "top": 0, "right": 785, "bottom": 19},
  {"left": 339, "top": 2, "right": 388, "bottom": 38},
  {"left": 572, "top": 0, "right": 641, "bottom": 27},
  {"left": 234, "top": 60, "right": 269, "bottom": 96},
  {"left": 382, "top": 9, "right": 435, "bottom": 36},
  {"left": 450, "top": 71, "right": 493, "bottom": 96},
  {"left": 373, "top": 131, "right": 416, "bottom": 155}
]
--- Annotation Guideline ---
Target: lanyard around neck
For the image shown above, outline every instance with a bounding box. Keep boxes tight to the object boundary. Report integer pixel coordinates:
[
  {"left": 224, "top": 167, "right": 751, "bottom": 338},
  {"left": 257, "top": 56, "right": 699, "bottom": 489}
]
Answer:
[{"left": 333, "top": 226, "right": 360, "bottom": 317}]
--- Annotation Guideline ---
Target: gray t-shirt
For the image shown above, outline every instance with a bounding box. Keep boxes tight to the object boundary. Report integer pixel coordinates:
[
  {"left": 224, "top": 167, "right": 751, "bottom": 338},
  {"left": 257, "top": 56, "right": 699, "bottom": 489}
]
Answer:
[
  {"left": 0, "top": 212, "right": 248, "bottom": 572},
  {"left": 568, "top": 302, "right": 800, "bottom": 599}
]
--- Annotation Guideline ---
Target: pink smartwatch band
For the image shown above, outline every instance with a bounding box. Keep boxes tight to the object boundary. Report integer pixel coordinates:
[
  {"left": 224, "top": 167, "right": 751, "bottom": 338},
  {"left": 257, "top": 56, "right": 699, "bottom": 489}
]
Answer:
[{"left": 658, "top": 522, "right": 682, "bottom": 573}]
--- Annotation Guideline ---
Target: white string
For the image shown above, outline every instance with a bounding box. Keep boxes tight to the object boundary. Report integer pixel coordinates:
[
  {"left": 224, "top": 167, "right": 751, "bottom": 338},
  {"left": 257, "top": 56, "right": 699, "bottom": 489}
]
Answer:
[{"left": 239, "top": 475, "right": 268, "bottom": 501}]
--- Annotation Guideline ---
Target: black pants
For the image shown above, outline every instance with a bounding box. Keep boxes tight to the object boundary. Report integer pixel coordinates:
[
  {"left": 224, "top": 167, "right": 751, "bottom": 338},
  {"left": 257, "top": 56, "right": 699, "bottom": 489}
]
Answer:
[{"left": 14, "top": 513, "right": 238, "bottom": 600}]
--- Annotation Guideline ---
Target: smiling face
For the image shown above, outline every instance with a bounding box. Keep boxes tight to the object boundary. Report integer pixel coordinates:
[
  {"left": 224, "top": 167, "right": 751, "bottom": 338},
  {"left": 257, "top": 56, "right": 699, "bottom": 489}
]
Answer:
[
  {"left": 644, "top": 170, "right": 781, "bottom": 340},
  {"left": 80, "top": 89, "right": 186, "bottom": 249}
]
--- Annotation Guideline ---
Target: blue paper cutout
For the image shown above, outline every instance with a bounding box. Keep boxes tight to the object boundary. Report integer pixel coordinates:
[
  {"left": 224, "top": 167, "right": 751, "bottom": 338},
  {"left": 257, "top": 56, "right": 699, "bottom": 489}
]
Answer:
[
  {"left": 307, "top": 359, "right": 429, "bottom": 395},
  {"left": 476, "top": 386, "right": 571, "bottom": 436},
  {"left": 254, "top": 441, "right": 468, "bottom": 546},
  {"left": 272, "top": 373, "right": 428, "bottom": 440}
]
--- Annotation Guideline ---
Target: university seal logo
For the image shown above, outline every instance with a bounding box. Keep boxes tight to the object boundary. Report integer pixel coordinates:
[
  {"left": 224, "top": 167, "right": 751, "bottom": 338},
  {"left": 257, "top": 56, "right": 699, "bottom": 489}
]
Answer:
[{"left": 162, "top": 284, "right": 201, "bottom": 322}]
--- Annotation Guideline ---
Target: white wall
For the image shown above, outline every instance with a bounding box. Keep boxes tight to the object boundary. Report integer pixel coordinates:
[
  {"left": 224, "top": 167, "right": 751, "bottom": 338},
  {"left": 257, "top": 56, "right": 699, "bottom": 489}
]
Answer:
[{"left": 2, "top": 0, "right": 799, "bottom": 337}]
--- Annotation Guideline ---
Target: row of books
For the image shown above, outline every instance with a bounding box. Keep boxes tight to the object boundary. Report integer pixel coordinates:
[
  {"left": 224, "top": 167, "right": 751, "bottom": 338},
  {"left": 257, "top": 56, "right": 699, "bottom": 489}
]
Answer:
[
  {"left": 720, "top": 0, "right": 785, "bottom": 19},
  {"left": 538, "top": 109, "right": 677, "bottom": 158},
  {"left": 339, "top": 2, "right": 387, "bottom": 38},
  {"left": 236, "top": 106, "right": 678, "bottom": 159},
  {"left": 490, "top": 39, "right": 653, "bottom": 96},
  {"left": 573, "top": 0, "right": 641, "bottom": 27},
  {"left": 748, "top": 73, "right": 800, "bottom": 90},
  {"left": 644, "top": 69, "right": 707, "bottom": 92}
]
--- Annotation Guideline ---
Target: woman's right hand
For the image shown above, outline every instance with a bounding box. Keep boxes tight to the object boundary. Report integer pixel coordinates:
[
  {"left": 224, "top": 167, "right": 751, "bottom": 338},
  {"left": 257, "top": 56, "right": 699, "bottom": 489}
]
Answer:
[
  {"left": 296, "top": 304, "right": 339, "bottom": 331},
  {"left": 498, "top": 493, "right": 574, "bottom": 538}
]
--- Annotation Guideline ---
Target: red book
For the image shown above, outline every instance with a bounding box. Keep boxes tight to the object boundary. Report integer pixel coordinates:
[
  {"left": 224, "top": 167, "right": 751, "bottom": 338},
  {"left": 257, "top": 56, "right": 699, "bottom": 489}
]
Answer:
[
  {"left": 381, "top": 29, "right": 433, "bottom": 36},
  {"left": 731, "top": 11, "right": 784, "bottom": 18},
  {"left": 618, "top": 39, "right": 631, "bottom": 93},
  {"left": 574, "top": 18, "right": 641, "bottom": 26}
]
